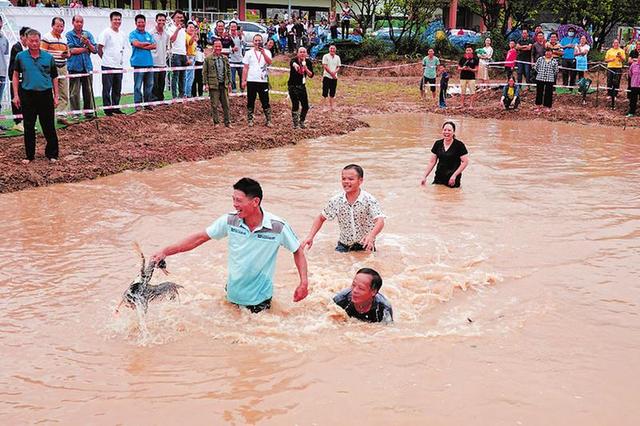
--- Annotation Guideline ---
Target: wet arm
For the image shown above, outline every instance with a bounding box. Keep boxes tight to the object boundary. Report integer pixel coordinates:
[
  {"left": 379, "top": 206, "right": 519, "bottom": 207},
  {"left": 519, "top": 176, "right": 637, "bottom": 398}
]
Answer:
[
  {"left": 301, "top": 214, "right": 326, "bottom": 249},
  {"left": 451, "top": 155, "right": 469, "bottom": 180},
  {"left": 361, "top": 217, "right": 384, "bottom": 250},
  {"left": 421, "top": 153, "right": 438, "bottom": 184},
  {"left": 152, "top": 231, "right": 210, "bottom": 261},
  {"left": 292, "top": 248, "right": 309, "bottom": 302}
]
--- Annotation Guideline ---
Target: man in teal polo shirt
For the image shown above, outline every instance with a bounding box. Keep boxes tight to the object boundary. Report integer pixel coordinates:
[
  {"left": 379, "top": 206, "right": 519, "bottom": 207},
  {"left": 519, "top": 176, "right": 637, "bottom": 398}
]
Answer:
[
  {"left": 12, "top": 29, "right": 59, "bottom": 164},
  {"left": 152, "top": 178, "right": 309, "bottom": 313},
  {"left": 129, "top": 14, "right": 156, "bottom": 109}
]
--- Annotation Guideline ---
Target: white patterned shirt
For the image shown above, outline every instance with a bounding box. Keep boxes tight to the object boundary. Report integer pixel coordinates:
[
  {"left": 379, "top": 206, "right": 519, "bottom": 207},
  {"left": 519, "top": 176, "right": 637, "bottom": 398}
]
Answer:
[{"left": 322, "top": 190, "right": 386, "bottom": 246}]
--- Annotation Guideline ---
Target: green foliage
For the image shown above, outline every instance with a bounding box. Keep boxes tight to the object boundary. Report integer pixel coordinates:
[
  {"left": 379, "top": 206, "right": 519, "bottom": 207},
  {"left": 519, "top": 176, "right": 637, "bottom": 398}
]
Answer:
[
  {"left": 381, "top": 0, "right": 448, "bottom": 54},
  {"left": 539, "top": 0, "right": 640, "bottom": 49}
]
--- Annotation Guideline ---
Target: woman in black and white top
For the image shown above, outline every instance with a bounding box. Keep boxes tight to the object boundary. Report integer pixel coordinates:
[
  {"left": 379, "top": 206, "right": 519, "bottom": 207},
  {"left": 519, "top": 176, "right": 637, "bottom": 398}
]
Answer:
[{"left": 533, "top": 47, "right": 559, "bottom": 111}]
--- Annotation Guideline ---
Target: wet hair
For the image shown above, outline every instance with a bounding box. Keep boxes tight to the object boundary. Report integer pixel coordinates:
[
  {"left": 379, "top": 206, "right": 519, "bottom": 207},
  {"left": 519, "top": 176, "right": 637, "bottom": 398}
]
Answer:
[
  {"left": 442, "top": 121, "right": 456, "bottom": 132},
  {"left": 172, "top": 10, "right": 184, "bottom": 19},
  {"left": 135, "top": 14, "right": 146, "bottom": 23},
  {"left": 233, "top": 178, "right": 263, "bottom": 203},
  {"left": 19, "top": 26, "right": 30, "bottom": 37},
  {"left": 216, "top": 19, "right": 225, "bottom": 26},
  {"left": 549, "top": 32, "right": 558, "bottom": 38},
  {"left": 229, "top": 21, "right": 238, "bottom": 27},
  {"left": 51, "top": 17, "right": 64, "bottom": 27},
  {"left": 110, "top": 11, "right": 122, "bottom": 20},
  {"left": 357, "top": 268, "right": 383, "bottom": 292},
  {"left": 156, "top": 13, "right": 166, "bottom": 21},
  {"left": 26, "top": 29, "right": 41, "bottom": 38},
  {"left": 545, "top": 47, "right": 553, "bottom": 53},
  {"left": 343, "top": 164, "right": 364, "bottom": 178}
]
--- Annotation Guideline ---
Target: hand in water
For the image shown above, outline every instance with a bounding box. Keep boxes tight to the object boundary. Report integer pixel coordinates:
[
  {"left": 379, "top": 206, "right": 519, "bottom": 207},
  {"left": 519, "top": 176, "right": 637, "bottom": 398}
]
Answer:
[
  {"left": 151, "top": 251, "right": 166, "bottom": 263},
  {"left": 300, "top": 237, "right": 314, "bottom": 250},
  {"left": 293, "top": 282, "right": 309, "bottom": 302},
  {"left": 360, "top": 235, "right": 375, "bottom": 251}
]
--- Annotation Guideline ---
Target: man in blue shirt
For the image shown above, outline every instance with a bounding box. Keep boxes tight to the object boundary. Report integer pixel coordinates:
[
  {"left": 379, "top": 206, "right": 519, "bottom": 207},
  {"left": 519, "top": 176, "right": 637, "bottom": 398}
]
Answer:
[
  {"left": 66, "top": 15, "right": 97, "bottom": 120},
  {"left": 560, "top": 27, "right": 579, "bottom": 88},
  {"left": 12, "top": 29, "right": 59, "bottom": 164},
  {"left": 152, "top": 178, "right": 310, "bottom": 313},
  {"left": 129, "top": 14, "right": 156, "bottom": 109}
]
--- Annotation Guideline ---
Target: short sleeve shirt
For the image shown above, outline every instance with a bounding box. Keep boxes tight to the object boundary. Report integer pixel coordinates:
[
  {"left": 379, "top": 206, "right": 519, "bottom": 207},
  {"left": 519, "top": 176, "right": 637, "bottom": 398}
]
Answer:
[
  {"left": 14, "top": 50, "right": 58, "bottom": 91},
  {"left": 422, "top": 56, "right": 439, "bottom": 79},
  {"left": 560, "top": 36, "right": 578, "bottom": 59},
  {"left": 205, "top": 210, "right": 300, "bottom": 306},
  {"left": 605, "top": 48, "right": 625, "bottom": 68},
  {"left": 41, "top": 31, "right": 68, "bottom": 67},
  {"left": 242, "top": 48, "right": 271, "bottom": 83},
  {"left": 333, "top": 289, "right": 393, "bottom": 323},
  {"left": 458, "top": 56, "right": 478, "bottom": 80},
  {"left": 322, "top": 53, "right": 341, "bottom": 79},
  {"left": 129, "top": 30, "right": 154, "bottom": 67},
  {"left": 151, "top": 29, "right": 170, "bottom": 67},
  {"left": 170, "top": 28, "right": 187, "bottom": 55},
  {"left": 98, "top": 27, "right": 126, "bottom": 68},
  {"left": 322, "top": 190, "right": 386, "bottom": 246},
  {"left": 516, "top": 37, "right": 533, "bottom": 62},
  {"left": 431, "top": 138, "right": 469, "bottom": 188}
]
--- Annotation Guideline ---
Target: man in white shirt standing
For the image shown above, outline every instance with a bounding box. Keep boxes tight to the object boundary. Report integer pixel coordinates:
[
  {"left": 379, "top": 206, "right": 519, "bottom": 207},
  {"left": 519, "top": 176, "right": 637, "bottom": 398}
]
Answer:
[
  {"left": 151, "top": 12, "right": 170, "bottom": 101},
  {"left": 98, "top": 11, "right": 126, "bottom": 115},
  {"left": 169, "top": 9, "right": 187, "bottom": 99},
  {"left": 241, "top": 34, "right": 273, "bottom": 127},
  {"left": 321, "top": 44, "right": 341, "bottom": 111}
]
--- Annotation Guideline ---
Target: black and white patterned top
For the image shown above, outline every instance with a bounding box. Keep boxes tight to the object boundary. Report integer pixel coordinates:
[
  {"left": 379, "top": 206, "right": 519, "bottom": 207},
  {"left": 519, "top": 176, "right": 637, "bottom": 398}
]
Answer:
[
  {"left": 534, "top": 56, "right": 559, "bottom": 83},
  {"left": 322, "top": 190, "right": 386, "bottom": 245}
]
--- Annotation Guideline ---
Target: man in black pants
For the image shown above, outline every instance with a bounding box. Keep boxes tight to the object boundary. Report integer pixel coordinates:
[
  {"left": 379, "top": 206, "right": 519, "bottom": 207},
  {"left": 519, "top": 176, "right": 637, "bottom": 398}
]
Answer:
[
  {"left": 288, "top": 47, "right": 314, "bottom": 129},
  {"left": 12, "top": 29, "right": 59, "bottom": 164},
  {"left": 8, "top": 26, "right": 29, "bottom": 133},
  {"left": 241, "top": 34, "right": 273, "bottom": 127}
]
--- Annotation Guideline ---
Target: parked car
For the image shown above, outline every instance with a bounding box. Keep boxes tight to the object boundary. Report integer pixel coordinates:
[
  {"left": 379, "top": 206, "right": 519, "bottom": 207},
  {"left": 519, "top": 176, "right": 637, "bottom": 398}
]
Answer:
[{"left": 224, "top": 20, "right": 268, "bottom": 47}]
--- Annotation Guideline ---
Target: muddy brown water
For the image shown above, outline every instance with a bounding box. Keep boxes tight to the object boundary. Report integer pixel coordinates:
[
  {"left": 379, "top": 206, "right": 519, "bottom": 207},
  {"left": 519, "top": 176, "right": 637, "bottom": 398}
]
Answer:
[{"left": 1, "top": 113, "right": 639, "bottom": 424}]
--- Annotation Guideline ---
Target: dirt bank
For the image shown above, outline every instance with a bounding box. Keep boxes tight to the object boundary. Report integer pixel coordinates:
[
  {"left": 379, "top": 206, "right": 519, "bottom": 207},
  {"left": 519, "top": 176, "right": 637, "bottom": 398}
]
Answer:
[
  {"left": 432, "top": 85, "right": 639, "bottom": 128},
  {"left": 0, "top": 97, "right": 368, "bottom": 194},
  {"left": 2, "top": 70, "right": 638, "bottom": 194}
]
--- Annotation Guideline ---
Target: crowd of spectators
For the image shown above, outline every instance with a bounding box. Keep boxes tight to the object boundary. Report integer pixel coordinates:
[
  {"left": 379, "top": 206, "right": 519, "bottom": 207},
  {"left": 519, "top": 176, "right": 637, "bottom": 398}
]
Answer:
[
  {"left": 420, "top": 25, "right": 639, "bottom": 115},
  {"left": 7, "top": 8, "right": 346, "bottom": 163}
]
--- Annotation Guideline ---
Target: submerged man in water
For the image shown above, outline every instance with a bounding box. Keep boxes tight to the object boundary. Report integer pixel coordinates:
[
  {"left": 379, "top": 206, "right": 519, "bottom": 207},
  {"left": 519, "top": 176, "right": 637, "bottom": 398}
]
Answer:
[
  {"left": 151, "top": 177, "right": 309, "bottom": 313},
  {"left": 334, "top": 268, "right": 393, "bottom": 323},
  {"left": 301, "top": 164, "right": 385, "bottom": 252}
]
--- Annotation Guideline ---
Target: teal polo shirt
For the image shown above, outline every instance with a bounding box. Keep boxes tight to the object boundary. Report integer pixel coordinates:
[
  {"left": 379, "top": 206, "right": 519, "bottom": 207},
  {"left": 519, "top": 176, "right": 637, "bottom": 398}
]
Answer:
[
  {"left": 129, "top": 29, "right": 154, "bottom": 67},
  {"left": 14, "top": 50, "right": 58, "bottom": 91},
  {"left": 206, "top": 210, "right": 301, "bottom": 306}
]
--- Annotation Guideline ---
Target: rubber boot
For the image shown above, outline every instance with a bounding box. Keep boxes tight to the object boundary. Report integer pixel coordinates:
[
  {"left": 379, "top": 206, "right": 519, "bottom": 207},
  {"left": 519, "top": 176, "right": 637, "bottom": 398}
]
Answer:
[
  {"left": 264, "top": 108, "right": 272, "bottom": 128},
  {"left": 247, "top": 109, "right": 254, "bottom": 127},
  {"left": 292, "top": 111, "right": 300, "bottom": 129}
]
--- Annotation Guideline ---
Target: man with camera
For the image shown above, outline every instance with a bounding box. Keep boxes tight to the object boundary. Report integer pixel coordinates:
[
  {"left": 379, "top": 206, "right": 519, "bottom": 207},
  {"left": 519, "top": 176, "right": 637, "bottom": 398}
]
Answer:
[
  {"left": 66, "top": 15, "right": 97, "bottom": 120},
  {"left": 241, "top": 34, "right": 273, "bottom": 127}
]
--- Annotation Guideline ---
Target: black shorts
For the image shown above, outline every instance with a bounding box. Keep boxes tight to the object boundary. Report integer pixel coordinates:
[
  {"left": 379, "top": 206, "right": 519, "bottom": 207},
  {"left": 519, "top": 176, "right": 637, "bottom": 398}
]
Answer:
[
  {"left": 322, "top": 77, "right": 338, "bottom": 98},
  {"left": 421, "top": 77, "right": 437, "bottom": 92},
  {"left": 242, "top": 298, "right": 272, "bottom": 313}
]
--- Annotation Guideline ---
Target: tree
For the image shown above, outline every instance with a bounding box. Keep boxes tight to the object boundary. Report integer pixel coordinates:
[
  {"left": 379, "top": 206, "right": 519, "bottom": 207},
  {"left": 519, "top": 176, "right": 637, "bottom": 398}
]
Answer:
[
  {"left": 381, "top": 0, "right": 448, "bottom": 53},
  {"left": 540, "top": 0, "right": 640, "bottom": 50},
  {"left": 342, "top": 0, "right": 384, "bottom": 35}
]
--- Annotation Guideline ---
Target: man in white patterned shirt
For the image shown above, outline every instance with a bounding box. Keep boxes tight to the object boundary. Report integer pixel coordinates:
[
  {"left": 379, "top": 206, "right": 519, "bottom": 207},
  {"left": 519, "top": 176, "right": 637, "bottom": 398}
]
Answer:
[{"left": 301, "top": 164, "right": 385, "bottom": 252}]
